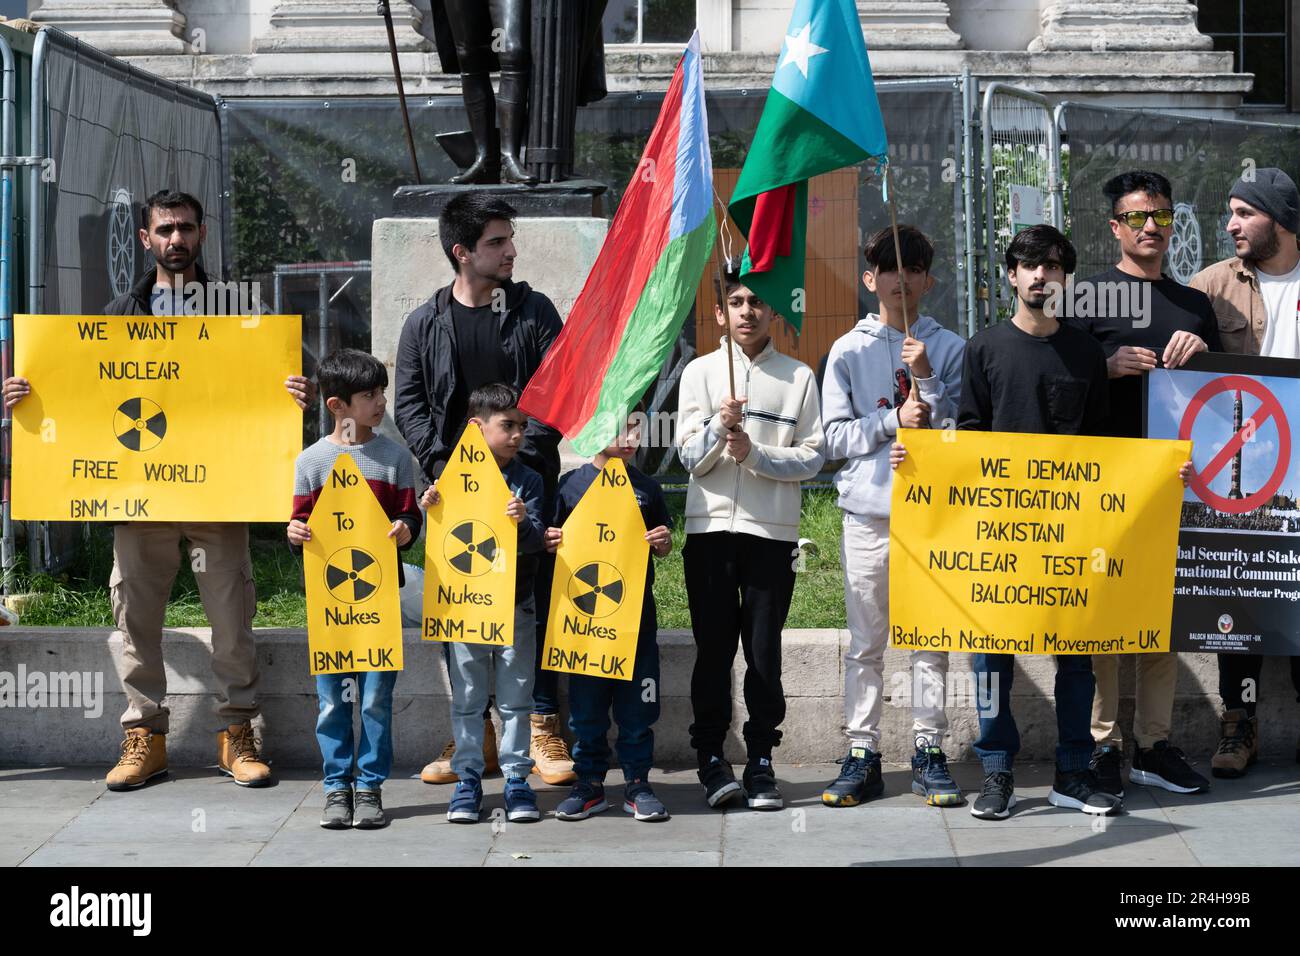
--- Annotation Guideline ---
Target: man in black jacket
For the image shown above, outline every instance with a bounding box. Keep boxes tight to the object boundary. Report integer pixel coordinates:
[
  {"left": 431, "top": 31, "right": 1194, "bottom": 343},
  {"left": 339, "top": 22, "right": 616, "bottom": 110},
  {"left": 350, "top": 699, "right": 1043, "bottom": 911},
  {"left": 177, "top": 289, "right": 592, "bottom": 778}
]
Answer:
[
  {"left": 395, "top": 192, "right": 577, "bottom": 786},
  {"left": 5, "top": 189, "right": 314, "bottom": 792}
]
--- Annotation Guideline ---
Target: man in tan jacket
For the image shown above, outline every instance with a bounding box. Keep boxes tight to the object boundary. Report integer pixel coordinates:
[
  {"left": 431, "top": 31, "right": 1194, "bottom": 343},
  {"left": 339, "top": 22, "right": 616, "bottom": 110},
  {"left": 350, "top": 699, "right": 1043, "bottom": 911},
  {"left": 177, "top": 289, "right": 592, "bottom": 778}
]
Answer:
[{"left": 1189, "top": 167, "right": 1300, "bottom": 778}]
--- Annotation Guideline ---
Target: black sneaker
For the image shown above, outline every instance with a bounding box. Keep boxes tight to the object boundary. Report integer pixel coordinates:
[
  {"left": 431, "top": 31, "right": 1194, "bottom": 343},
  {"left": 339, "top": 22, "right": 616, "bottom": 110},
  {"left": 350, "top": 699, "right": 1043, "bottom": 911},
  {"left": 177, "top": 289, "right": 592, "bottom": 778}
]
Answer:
[
  {"left": 822, "top": 745, "right": 884, "bottom": 807},
  {"left": 1131, "top": 741, "right": 1210, "bottom": 794},
  {"left": 697, "top": 755, "right": 743, "bottom": 808},
  {"left": 1089, "top": 745, "right": 1125, "bottom": 798},
  {"left": 970, "top": 771, "right": 1016, "bottom": 820},
  {"left": 743, "top": 758, "right": 783, "bottom": 810},
  {"left": 911, "top": 740, "right": 964, "bottom": 806},
  {"left": 1048, "top": 768, "right": 1122, "bottom": 815},
  {"left": 352, "top": 788, "right": 388, "bottom": 829},
  {"left": 319, "top": 788, "right": 353, "bottom": 829}
]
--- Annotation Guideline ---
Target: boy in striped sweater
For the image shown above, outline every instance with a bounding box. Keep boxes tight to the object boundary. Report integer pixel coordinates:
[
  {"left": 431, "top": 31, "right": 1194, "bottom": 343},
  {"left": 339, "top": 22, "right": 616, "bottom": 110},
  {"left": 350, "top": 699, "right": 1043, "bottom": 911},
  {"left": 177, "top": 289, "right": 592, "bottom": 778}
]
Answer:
[{"left": 288, "top": 349, "right": 422, "bottom": 830}]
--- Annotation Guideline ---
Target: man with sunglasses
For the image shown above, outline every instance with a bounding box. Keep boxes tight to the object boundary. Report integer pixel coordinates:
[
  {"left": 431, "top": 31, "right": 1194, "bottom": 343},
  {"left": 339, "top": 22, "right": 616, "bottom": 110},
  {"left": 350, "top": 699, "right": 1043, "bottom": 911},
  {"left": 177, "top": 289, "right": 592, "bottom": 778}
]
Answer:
[
  {"left": 1067, "top": 170, "right": 1220, "bottom": 799},
  {"left": 1190, "top": 167, "right": 1300, "bottom": 778}
]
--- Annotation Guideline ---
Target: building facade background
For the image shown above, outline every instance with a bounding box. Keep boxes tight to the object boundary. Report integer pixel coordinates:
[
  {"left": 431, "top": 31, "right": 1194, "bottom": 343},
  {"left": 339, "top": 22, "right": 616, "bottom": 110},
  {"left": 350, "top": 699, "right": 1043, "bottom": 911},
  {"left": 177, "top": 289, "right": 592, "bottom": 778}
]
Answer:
[{"left": 10, "top": 1, "right": 1296, "bottom": 119}]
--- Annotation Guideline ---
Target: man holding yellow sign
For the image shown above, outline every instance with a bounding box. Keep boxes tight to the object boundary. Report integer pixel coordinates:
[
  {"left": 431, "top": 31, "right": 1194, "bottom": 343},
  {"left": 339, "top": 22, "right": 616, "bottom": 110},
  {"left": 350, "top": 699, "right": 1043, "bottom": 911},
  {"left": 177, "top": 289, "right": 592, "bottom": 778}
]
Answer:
[
  {"left": 893, "top": 226, "right": 1193, "bottom": 822},
  {"left": 3, "top": 190, "right": 312, "bottom": 793}
]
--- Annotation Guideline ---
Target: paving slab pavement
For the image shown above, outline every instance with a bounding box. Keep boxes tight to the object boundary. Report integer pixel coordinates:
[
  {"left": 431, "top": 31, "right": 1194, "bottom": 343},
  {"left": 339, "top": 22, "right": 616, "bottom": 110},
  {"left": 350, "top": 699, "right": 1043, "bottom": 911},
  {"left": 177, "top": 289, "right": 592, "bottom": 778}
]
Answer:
[{"left": 3, "top": 761, "right": 1298, "bottom": 867}]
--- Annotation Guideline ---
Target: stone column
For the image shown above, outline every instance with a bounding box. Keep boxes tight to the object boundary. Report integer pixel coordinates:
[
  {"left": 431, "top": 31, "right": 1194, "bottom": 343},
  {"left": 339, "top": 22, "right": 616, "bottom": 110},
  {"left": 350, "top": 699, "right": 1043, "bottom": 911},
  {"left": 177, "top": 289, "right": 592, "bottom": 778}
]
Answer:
[
  {"left": 697, "top": 0, "right": 732, "bottom": 54},
  {"left": 856, "top": 0, "right": 963, "bottom": 50},
  {"left": 29, "top": 0, "right": 188, "bottom": 56},
  {"left": 1029, "top": 1, "right": 1212, "bottom": 53},
  {"left": 253, "top": 0, "right": 427, "bottom": 54}
]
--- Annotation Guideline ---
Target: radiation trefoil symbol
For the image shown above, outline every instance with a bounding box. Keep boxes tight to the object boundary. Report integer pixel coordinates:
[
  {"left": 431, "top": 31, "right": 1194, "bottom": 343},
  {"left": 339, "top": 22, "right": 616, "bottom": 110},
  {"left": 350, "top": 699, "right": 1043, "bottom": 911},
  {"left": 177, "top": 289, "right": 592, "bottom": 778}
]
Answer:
[
  {"left": 325, "top": 547, "right": 382, "bottom": 604},
  {"left": 567, "top": 561, "right": 625, "bottom": 619},
  {"left": 444, "top": 520, "right": 499, "bottom": 576},
  {"left": 113, "top": 397, "right": 167, "bottom": 452}
]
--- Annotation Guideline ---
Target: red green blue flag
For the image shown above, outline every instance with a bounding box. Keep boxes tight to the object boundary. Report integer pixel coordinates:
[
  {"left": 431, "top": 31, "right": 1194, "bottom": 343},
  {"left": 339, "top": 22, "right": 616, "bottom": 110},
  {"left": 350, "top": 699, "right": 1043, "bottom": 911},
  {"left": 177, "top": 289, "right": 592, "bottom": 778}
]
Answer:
[{"left": 519, "top": 31, "right": 715, "bottom": 457}]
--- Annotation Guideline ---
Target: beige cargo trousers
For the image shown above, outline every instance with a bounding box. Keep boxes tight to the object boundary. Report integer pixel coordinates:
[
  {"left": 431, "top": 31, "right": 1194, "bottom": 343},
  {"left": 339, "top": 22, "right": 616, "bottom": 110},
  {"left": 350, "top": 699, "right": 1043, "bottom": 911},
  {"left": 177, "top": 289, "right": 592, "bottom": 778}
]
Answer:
[{"left": 110, "top": 522, "right": 259, "bottom": 733}]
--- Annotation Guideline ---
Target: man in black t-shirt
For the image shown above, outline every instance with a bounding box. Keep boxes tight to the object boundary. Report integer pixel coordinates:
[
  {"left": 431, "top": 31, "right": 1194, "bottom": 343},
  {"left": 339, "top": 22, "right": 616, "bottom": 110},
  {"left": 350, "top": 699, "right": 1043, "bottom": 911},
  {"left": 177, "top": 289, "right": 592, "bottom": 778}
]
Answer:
[
  {"left": 1068, "top": 170, "right": 1222, "bottom": 438},
  {"left": 957, "top": 227, "right": 1118, "bottom": 822},
  {"left": 394, "top": 193, "right": 576, "bottom": 787},
  {"left": 1068, "top": 171, "right": 1214, "bottom": 799}
]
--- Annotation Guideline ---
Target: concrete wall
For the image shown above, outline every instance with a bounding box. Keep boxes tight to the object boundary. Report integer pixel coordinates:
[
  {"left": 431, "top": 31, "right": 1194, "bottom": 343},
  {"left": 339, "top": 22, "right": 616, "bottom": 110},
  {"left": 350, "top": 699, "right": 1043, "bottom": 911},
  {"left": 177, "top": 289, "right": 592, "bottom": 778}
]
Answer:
[
  {"left": 949, "top": 0, "right": 1041, "bottom": 52},
  {"left": 733, "top": 0, "right": 796, "bottom": 53},
  {"left": 2, "top": 627, "right": 1293, "bottom": 768},
  {"left": 182, "top": 0, "right": 265, "bottom": 56}
]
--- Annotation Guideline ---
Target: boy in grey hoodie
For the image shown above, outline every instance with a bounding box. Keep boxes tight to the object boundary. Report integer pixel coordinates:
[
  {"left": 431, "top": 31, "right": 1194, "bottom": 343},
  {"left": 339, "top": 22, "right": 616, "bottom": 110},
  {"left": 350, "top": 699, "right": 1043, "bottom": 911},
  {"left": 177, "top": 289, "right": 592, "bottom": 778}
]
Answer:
[{"left": 819, "top": 226, "right": 966, "bottom": 808}]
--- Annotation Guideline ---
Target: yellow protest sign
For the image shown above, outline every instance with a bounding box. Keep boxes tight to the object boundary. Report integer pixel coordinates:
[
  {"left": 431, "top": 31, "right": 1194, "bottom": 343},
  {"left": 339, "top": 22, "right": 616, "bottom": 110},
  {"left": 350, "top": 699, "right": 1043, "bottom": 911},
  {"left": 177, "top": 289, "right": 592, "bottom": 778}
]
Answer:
[
  {"left": 889, "top": 428, "right": 1190, "bottom": 655},
  {"left": 422, "top": 423, "right": 516, "bottom": 646},
  {"left": 543, "top": 458, "right": 648, "bottom": 681},
  {"left": 12, "top": 313, "right": 301, "bottom": 522},
  {"left": 303, "top": 453, "right": 403, "bottom": 675}
]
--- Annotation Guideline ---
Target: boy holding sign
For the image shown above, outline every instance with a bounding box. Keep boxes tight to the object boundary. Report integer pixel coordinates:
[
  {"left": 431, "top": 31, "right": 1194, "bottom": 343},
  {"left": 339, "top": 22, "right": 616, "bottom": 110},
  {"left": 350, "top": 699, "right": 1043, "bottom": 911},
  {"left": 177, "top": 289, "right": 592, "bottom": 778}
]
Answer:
[
  {"left": 420, "top": 384, "right": 546, "bottom": 823},
  {"left": 677, "top": 272, "right": 826, "bottom": 810},
  {"left": 287, "top": 350, "right": 422, "bottom": 829},
  {"left": 819, "top": 225, "right": 967, "bottom": 809},
  {"left": 543, "top": 411, "right": 673, "bottom": 822}
]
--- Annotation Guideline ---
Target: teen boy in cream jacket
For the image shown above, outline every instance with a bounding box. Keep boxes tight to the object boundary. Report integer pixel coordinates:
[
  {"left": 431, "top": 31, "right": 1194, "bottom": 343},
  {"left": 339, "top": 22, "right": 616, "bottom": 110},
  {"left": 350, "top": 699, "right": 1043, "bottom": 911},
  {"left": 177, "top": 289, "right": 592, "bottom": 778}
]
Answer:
[{"left": 676, "top": 272, "right": 825, "bottom": 811}]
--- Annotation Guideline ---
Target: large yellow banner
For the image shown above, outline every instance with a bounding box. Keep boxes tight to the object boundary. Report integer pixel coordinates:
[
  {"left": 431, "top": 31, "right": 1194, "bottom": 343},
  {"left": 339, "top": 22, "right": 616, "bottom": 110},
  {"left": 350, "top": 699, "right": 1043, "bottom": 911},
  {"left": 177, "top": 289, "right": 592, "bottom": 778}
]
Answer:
[
  {"left": 422, "top": 424, "right": 517, "bottom": 646},
  {"left": 304, "top": 453, "right": 403, "bottom": 675},
  {"left": 889, "top": 429, "right": 1190, "bottom": 655},
  {"left": 542, "top": 458, "right": 649, "bottom": 681},
  {"left": 12, "top": 313, "right": 301, "bottom": 522}
]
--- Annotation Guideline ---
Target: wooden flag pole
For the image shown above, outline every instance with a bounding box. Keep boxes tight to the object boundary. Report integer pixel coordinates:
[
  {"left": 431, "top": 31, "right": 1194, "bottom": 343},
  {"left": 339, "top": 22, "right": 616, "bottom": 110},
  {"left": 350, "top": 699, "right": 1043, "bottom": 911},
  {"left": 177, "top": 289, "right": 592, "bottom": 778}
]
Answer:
[
  {"left": 886, "top": 163, "right": 911, "bottom": 340},
  {"left": 885, "top": 163, "right": 921, "bottom": 403},
  {"left": 711, "top": 194, "right": 738, "bottom": 401}
]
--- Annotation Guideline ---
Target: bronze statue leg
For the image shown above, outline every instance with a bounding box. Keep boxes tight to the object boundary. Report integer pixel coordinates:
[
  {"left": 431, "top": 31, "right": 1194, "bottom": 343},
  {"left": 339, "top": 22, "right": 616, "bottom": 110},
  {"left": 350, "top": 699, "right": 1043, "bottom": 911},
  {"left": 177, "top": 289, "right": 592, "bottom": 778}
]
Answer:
[
  {"left": 490, "top": 0, "right": 536, "bottom": 184},
  {"left": 446, "top": 0, "right": 499, "bottom": 184}
]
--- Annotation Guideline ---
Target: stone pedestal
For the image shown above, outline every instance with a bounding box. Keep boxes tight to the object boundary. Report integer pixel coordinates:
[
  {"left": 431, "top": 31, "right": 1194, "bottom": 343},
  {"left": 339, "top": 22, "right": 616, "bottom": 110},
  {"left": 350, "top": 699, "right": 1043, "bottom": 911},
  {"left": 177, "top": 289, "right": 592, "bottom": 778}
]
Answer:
[
  {"left": 371, "top": 183, "right": 609, "bottom": 473},
  {"left": 252, "top": 0, "right": 428, "bottom": 53},
  {"left": 857, "top": 0, "right": 963, "bottom": 50},
  {"left": 1028, "top": 0, "right": 1212, "bottom": 53},
  {"left": 30, "top": 0, "right": 188, "bottom": 55}
]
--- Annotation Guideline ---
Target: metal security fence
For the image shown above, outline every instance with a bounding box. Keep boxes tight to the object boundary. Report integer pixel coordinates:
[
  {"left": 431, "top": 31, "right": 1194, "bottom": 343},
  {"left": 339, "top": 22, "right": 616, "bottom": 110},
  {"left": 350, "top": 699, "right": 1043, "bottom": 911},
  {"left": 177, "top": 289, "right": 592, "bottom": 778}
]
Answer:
[
  {"left": 7, "top": 25, "right": 225, "bottom": 577},
  {"left": 980, "top": 83, "right": 1063, "bottom": 328},
  {"left": 1059, "top": 102, "right": 1300, "bottom": 287}
]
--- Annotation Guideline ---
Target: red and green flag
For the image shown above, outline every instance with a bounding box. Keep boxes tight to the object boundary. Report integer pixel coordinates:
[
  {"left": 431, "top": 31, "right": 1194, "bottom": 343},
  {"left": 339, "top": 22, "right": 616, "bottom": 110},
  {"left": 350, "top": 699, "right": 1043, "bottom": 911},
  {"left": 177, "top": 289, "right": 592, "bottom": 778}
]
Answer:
[
  {"left": 728, "top": 0, "right": 888, "bottom": 332},
  {"left": 520, "top": 32, "right": 714, "bottom": 456}
]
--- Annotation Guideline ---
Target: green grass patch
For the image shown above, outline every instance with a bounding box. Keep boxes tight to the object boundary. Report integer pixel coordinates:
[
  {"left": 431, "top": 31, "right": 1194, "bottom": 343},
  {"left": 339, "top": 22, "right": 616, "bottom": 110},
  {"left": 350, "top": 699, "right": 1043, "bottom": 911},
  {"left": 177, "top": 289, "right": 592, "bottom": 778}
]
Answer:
[{"left": 10, "top": 488, "right": 849, "bottom": 630}]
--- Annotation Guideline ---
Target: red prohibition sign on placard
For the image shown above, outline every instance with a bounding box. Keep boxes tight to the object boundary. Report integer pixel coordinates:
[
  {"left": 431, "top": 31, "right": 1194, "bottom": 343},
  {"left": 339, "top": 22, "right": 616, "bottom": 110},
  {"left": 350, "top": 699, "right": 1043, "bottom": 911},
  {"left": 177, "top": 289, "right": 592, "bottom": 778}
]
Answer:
[{"left": 1178, "top": 374, "right": 1291, "bottom": 515}]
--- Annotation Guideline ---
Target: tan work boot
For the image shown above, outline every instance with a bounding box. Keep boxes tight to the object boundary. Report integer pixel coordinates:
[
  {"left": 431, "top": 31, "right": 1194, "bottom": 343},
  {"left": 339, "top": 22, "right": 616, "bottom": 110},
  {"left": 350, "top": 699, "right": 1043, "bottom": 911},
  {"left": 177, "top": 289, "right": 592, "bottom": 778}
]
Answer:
[
  {"left": 1211, "top": 708, "right": 1258, "bottom": 779},
  {"left": 484, "top": 718, "right": 500, "bottom": 775},
  {"left": 421, "top": 739, "right": 457, "bottom": 784},
  {"left": 421, "top": 719, "right": 499, "bottom": 783},
  {"left": 105, "top": 728, "right": 168, "bottom": 791},
  {"left": 217, "top": 721, "right": 272, "bottom": 787},
  {"left": 529, "top": 713, "right": 577, "bottom": 785}
]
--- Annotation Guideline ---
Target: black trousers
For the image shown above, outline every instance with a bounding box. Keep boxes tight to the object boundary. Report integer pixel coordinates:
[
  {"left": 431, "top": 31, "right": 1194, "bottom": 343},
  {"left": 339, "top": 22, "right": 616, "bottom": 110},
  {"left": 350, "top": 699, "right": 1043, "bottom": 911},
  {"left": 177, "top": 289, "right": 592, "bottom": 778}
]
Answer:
[
  {"left": 684, "top": 531, "right": 797, "bottom": 761},
  {"left": 1218, "top": 653, "right": 1300, "bottom": 717}
]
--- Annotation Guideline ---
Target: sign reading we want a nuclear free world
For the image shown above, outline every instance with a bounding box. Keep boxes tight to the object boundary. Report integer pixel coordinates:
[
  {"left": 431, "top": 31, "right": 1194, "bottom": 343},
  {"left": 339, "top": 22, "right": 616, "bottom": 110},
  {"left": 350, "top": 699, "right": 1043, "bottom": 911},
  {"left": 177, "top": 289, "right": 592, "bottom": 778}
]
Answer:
[
  {"left": 12, "top": 313, "right": 302, "bottom": 522},
  {"left": 890, "top": 429, "right": 1190, "bottom": 655}
]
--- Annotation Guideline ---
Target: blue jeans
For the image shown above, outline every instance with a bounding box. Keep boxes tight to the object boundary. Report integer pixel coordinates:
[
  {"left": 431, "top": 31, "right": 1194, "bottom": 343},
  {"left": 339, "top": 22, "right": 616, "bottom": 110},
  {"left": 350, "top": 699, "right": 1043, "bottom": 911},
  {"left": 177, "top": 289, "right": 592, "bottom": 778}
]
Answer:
[
  {"left": 568, "top": 621, "right": 660, "bottom": 782},
  {"left": 448, "top": 596, "right": 537, "bottom": 779},
  {"left": 315, "top": 670, "right": 398, "bottom": 792},
  {"left": 972, "top": 653, "right": 1095, "bottom": 774},
  {"left": 532, "top": 551, "right": 560, "bottom": 715}
]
